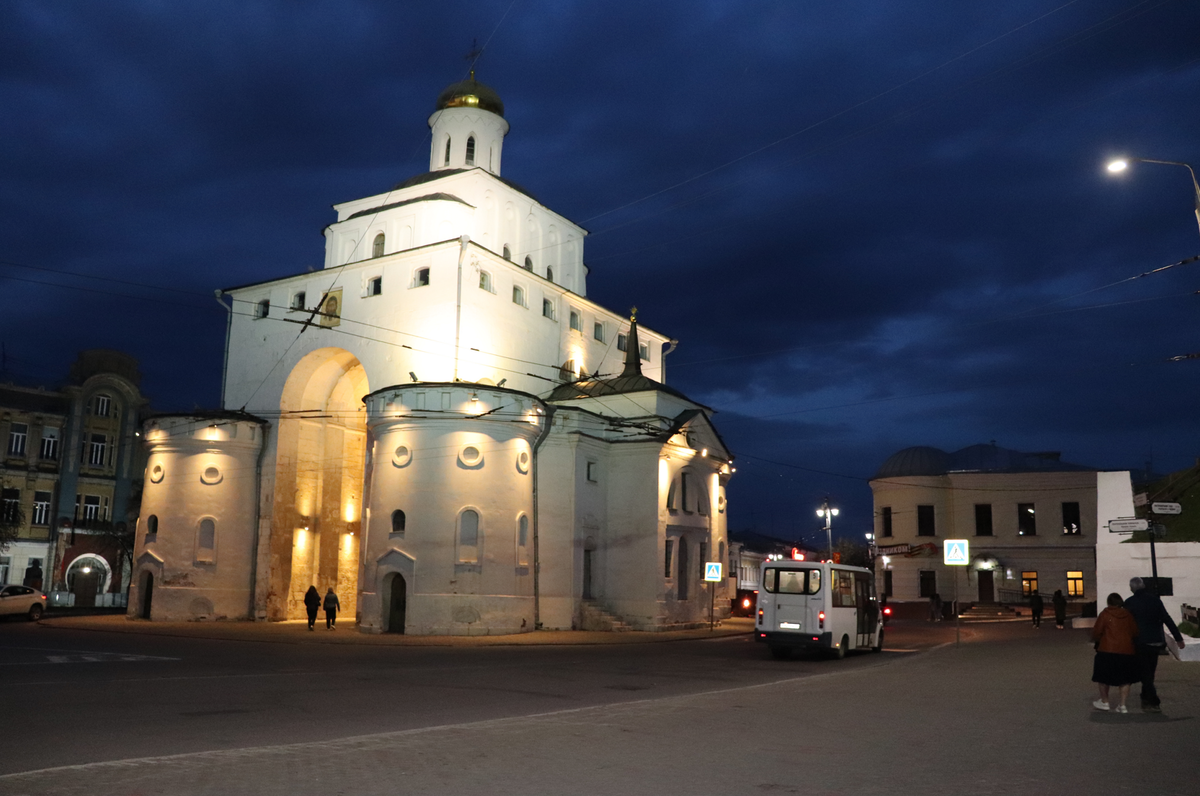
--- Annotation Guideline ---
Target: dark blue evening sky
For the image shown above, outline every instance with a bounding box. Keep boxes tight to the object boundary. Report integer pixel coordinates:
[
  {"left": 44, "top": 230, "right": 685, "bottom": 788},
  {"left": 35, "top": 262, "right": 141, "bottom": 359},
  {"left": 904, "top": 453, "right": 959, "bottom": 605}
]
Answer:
[{"left": 2, "top": 1, "right": 1198, "bottom": 546}]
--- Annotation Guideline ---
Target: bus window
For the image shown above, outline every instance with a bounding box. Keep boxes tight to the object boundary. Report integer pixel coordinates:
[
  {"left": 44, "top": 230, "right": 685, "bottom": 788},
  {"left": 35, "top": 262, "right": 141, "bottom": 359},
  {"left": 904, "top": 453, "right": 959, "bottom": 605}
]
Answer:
[
  {"left": 778, "top": 570, "right": 806, "bottom": 594},
  {"left": 773, "top": 568, "right": 822, "bottom": 595},
  {"left": 833, "top": 570, "right": 855, "bottom": 606},
  {"left": 762, "top": 568, "right": 776, "bottom": 593}
]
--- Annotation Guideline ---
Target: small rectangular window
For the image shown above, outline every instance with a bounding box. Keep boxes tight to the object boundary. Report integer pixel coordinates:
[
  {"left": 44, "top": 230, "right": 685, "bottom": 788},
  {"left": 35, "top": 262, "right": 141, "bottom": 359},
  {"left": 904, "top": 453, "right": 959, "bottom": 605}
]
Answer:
[
  {"left": 917, "top": 505, "right": 935, "bottom": 536},
  {"left": 7, "top": 423, "right": 28, "bottom": 457},
  {"left": 479, "top": 271, "right": 493, "bottom": 292},
  {"left": 1, "top": 489, "right": 19, "bottom": 524},
  {"left": 593, "top": 322, "right": 604, "bottom": 342},
  {"left": 32, "top": 492, "right": 51, "bottom": 526},
  {"left": 586, "top": 461, "right": 597, "bottom": 482},
  {"left": 1021, "top": 571, "right": 1038, "bottom": 596},
  {"left": 39, "top": 427, "right": 60, "bottom": 460},
  {"left": 880, "top": 506, "right": 892, "bottom": 538},
  {"left": 414, "top": 268, "right": 430, "bottom": 287},
  {"left": 664, "top": 539, "right": 674, "bottom": 578},
  {"left": 1061, "top": 502, "right": 1081, "bottom": 535},
  {"left": 82, "top": 494, "right": 101, "bottom": 523},
  {"left": 94, "top": 395, "right": 111, "bottom": 416},
  {"left": 1017, "top": 503, "right": 1036, "bottom": 535},
  {"left": 291, "top": 291, "right": 306, "bottom": 310},
  {"left": 88, "top": 434, "right": 107, "bottom": 467},
  {"left": 542, "top": 298, "right": 555, "bottom": 320},
  {"left": 367, "top": 276, "right": 382, "bottom": 296},
  {"left": 570, "top": 311, "right": 582, "bottom": 332},
  {"left": 1067, "top": 570, "right": 1084, "bottom": 597},
  {"left": 617, "top": 333, "right": 628, "bottom": 352},
  {"left": 918, "top": 569, "right": 936, "bottom": 598},
  {"left": 639, "top": 343, "right": 650, "bottom": 361},
  {"left": 256, "top": 299, "right": 270, "bottom": 318},
  {"left": 974, "top": 504, "right": 993, "bottom": 536},
  {"left": 883, "top": 569, "right": 893, "bottom": 597},
  {"left": 512, "top": 285, "right": 525, "bottom": 307}
]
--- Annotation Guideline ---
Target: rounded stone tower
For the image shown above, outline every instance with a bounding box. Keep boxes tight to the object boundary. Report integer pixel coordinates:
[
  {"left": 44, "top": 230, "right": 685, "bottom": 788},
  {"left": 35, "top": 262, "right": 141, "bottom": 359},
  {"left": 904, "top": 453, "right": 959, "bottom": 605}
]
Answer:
[
  {"left": 129, "top": 412, "right": 266, "bottom": 621},
  {"left": 358, "top": 383, "right": 547, "bottom": 634}
]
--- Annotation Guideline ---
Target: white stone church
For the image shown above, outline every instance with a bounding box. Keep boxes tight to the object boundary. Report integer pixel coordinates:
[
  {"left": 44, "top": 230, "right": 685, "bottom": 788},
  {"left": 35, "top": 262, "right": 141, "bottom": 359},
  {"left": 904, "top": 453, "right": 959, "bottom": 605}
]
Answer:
[{"left": 130, "top": 75, "right": 734, "bottom": 634}]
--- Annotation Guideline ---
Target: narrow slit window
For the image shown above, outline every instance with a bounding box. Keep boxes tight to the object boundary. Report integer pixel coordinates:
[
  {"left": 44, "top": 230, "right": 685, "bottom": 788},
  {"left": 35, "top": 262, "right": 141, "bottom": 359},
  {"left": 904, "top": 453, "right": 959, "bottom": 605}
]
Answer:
[
  {"left": 465, "top": 136, "right": 475, "bottom": 166},
  {"left": 444, "top": 136, "right": 451, "bottom": 166}
]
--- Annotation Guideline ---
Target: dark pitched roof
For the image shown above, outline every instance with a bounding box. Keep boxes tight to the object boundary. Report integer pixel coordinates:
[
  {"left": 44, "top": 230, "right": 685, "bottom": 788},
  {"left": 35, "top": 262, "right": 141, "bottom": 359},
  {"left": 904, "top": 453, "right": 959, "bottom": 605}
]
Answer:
[
  {"left": 874, "top": 443, "right": 1096, "bottom": 479},
  {"left": 346, "top": 192, "right": 472, "bottom": 220},
  {"left": 547, "top": 313, "right": 693, "bottom": 403},
  {"left": 391, "top": 168, "right": 540, "bottom": 204}
]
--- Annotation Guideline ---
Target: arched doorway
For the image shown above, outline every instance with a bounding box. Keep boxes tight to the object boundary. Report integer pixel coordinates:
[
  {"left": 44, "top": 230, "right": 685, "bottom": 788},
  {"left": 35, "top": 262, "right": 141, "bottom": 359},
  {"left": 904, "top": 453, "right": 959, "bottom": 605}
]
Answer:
[
  {"left": 270, "top": 348, "right": 369, "bottom": 620},
  {"left": 139, "top": 571, "right": 154, "bottom": 619},
  {"left": 66, "top": 554, "right": 111, "bottom": 608},
  {"left": 384, "top": 572, "right": 407, "bottom": 634}
]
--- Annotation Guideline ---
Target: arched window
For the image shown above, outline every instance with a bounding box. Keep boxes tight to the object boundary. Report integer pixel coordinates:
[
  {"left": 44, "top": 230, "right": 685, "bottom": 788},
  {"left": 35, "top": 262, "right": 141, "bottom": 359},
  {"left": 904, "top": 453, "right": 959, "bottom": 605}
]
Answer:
[
  {"left": 524, "top": 256, "right": 533, "bottom": 271},
  {"left": 444, "top": 136, "right": 451, "bottom": 166},
  {"left": 373, "top": 233, "right": 385, "bottom": 258},
  {"left": 391, "top": 510, "right": 406, "bottom": 535},
  {"left": 145, "top": 514, "right": 158, "bottom": 541},
  {"left": 465, "top": 136, "right": 476, "bottom": 166},
  {"left": 414, "top": 268, "right": 430, "bottom": 287},
  {"left": 546, "top": 266, "right": 554, "bottom": 283},
  {"left": 458, "top": 509, "right": 480, "bottom": 564},
  {"left": 681, "top": 472, "right": 692, "bottom": 513},
  {"left": 677, "top": 538, "right": 689, "bottom": 600},
  {"left": 197, "top": 518, "right": 216, "bottom": 563},
  {"left": 517, "top": 514, "right": 529, "bottom": 566},
  {"left": 512, "top": 285, "right": 525, "bottom": 307},
  {"left": 503, "top": 245, "right": 512, "bottom": 261}
]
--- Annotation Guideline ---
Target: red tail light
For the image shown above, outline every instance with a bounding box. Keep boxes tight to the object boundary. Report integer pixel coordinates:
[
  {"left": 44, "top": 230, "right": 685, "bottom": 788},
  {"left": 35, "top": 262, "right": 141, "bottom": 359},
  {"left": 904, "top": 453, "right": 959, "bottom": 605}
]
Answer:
[
  {"left": 818, "top": 610, "right": 825, "bottom": 629},
  {"left": 883, "top": 606, "right": 892, "bottom": 616}
]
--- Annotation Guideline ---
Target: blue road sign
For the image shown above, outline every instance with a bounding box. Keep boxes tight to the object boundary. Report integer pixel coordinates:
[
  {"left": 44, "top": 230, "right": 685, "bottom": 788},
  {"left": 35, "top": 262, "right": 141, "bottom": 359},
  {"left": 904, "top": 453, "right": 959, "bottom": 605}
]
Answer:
[
  {"left": 704, "top": 562, "right": 722, "bottom": 582},
  {"left": 944, "top": 539, "right": 969, "bottom": 566}
]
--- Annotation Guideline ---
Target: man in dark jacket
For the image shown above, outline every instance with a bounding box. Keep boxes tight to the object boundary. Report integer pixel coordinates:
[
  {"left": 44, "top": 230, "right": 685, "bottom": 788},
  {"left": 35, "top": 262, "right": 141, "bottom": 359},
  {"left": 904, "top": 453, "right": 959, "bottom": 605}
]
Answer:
[{"left": 1125, "top": 577, "right": 1186, "bottom": 712}]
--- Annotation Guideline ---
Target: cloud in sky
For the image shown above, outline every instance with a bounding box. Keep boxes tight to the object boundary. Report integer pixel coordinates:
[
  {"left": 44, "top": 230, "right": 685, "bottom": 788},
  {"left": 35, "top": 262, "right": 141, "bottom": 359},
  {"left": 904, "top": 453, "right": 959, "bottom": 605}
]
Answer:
[{"left": 2, "top": 0, "right": 1198, "bottom": 545}]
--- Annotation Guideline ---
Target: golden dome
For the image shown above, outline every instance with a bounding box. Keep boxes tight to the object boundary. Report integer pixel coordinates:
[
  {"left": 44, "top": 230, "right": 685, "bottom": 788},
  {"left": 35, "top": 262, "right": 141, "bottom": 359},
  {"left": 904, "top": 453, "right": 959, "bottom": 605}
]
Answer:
[{"left": 435, "top": 73, "right": 504, "bottom": 117}]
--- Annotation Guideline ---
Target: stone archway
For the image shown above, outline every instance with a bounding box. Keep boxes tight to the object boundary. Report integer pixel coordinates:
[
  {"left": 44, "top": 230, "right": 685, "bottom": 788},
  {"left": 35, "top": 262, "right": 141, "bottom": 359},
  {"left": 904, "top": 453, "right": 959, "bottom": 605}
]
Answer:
[{"left": 268, "top": 348, "right": 368, "bottom": 620}]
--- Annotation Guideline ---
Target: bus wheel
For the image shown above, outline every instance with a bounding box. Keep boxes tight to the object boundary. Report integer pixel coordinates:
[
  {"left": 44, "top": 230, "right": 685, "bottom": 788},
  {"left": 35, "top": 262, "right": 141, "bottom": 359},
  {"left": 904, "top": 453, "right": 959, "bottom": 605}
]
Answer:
[
  {"left": 872, "top": 629, "right": 884, "bottom": 653},
  {"left": 833, "top": 635, "right": 848, "bottom": 660},
  {"left": 769, "top": 646, "right": 791, "bottom": 661}
]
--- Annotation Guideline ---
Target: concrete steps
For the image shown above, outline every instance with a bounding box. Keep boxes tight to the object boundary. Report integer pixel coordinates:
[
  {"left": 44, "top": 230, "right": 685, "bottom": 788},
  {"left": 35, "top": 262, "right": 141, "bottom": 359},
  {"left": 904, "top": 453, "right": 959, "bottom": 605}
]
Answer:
[
  {"left": 957, "top": 602, "right": 1021, "bottom": 622},
  {"left": 579, "top": 601, "right": 633, "bottom": 632}
]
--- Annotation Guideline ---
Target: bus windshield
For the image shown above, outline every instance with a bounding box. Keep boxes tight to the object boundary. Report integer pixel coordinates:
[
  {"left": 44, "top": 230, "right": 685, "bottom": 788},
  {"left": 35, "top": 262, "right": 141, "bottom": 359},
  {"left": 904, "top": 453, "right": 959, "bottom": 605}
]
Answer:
[{"left": 764, "top": 567, "right": 821, "bottom": 595}]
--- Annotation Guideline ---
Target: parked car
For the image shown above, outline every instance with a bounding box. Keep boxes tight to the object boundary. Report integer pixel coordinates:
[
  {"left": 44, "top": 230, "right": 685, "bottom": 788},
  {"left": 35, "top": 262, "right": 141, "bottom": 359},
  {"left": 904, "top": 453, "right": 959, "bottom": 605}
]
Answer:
[{"left": 0, "top": 584, "right": 47, "bottom": 621}]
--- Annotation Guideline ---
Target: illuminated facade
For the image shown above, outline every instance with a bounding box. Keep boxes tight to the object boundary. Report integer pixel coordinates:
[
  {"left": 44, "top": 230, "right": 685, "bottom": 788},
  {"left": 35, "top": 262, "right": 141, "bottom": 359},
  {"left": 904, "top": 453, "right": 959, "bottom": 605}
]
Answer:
[
  {"left": 870, "top": 444, "right": 1098, "bottom": 613},
  {"left": 0, "top": 350, "right": 147, "bottom": 607},
  {"left": 130, "top": 76, "right": 733, "bottom": 632}
]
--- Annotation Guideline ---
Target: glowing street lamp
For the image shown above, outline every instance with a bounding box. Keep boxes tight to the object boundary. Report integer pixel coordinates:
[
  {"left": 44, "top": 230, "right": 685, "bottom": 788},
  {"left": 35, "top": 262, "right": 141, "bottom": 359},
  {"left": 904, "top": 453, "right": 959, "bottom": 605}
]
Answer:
[
  {"left": 1106, "top": 157, "right": 1200, "bottom": 238},
  {"left": 816, "top": 497, "right": 839, "bottom": 561}
]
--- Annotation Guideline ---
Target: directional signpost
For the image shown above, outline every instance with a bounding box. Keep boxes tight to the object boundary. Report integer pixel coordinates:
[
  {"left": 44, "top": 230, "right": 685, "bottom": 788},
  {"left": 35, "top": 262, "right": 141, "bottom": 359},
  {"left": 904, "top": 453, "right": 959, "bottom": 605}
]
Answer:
[
  {"left": 944, "top": 540, "right": 969, "bottom": 646},
  {"left": 1151, "top": 502, "right": 1182, "bottom": 515},
  {"left": 1109, "top": 518, "right": 1149, "bottom": 533},
  {"left": 1146, "top": 503, "right": 1184, "bottom": 591},
  {"left": 704, "top": 562, "right": 722, "bottom": 631}
]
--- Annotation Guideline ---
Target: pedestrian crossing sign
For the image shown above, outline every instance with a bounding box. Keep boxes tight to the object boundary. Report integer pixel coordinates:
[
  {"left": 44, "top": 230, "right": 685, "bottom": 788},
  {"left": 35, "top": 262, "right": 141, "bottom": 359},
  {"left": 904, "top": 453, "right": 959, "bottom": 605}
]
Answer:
[
  {"left": 704, "top": 562, "right": 722, "bottom": 582},
  {"left": 944, "top": 539, "right": 969, "bottom": 566}
]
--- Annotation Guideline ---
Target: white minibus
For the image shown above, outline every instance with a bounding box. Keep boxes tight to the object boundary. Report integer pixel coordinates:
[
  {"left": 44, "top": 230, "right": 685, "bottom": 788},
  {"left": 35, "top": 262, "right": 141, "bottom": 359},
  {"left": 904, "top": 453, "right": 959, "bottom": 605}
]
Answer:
[{"left": 755, "top": 560, "right": 884, "bottom": 660}]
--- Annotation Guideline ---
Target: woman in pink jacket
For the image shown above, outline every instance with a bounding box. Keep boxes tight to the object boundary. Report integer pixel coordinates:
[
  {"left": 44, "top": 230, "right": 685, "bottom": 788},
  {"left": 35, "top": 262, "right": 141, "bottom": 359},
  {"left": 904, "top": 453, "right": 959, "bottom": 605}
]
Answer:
[{"left": 1091, "top": 592, "right": 1139, "bottom": 713}]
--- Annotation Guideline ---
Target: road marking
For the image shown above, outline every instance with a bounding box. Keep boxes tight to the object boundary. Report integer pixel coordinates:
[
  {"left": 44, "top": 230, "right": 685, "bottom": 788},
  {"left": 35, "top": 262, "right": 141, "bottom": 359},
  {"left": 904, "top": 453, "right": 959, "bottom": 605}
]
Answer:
[{"left": 0, "top": 649, "right": 179, "bottom": 666}]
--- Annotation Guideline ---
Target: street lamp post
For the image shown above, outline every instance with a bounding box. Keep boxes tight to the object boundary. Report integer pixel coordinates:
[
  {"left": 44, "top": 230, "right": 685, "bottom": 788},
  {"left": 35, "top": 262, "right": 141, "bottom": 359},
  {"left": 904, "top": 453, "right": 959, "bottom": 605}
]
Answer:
[
  {"left": 1106, "top": 157, "right": 1200, "bottom": 238},
  {"left": 816, "top": 498, "right": 838, "bottom": 561}
]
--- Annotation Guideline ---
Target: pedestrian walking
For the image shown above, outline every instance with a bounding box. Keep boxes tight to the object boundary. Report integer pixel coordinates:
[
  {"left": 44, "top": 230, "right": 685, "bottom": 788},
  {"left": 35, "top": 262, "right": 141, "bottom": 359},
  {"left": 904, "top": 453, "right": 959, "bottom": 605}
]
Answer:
[
  {"left": 929, "top": 592, "right": 942, "bottom": 622},
  {"left": 1125, "top": 576, "right": 1187, "bottom": 712},
  {"left": 1091, "top": 592, "right": 1139, "bottom": 713},
  {"left": 1030, "top": 592, "right": 1044, "bottom": 628},
  {"left": 324, "top": 587, "right": 341, "bottom": 630},
  {"left": 303, "top": 585, "right": 321, "bottom": 631},
  {"left": 1052, "top": 589, "right": 1067, "bottom": 629}
]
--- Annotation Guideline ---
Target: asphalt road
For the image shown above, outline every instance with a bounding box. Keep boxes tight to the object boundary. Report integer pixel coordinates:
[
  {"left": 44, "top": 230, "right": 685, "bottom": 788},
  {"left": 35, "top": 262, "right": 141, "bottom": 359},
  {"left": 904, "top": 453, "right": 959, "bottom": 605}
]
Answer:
[{"left": 0, "top": 619, "right": 941, "bottom": 777}]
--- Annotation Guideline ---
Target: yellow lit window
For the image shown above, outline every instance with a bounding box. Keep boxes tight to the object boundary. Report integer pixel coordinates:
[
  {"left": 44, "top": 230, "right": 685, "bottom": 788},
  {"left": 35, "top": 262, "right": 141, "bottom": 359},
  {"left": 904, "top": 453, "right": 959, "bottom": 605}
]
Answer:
[{"left": 1067, "top": 571, "right": 1084, "bottom": 597}]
